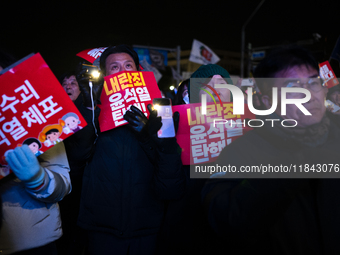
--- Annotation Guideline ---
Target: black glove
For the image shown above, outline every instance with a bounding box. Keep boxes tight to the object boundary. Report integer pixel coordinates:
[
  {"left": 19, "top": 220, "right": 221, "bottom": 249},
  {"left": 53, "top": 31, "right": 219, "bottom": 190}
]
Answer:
[
  {"left": 124, "top": 104, "right": 181, "bottom": 154},
  {"left": 76, "top": 65, "right": 103, "bottom": 108},
  {"left": 123, "top": 104, "right": 162, "bottom": 142}
]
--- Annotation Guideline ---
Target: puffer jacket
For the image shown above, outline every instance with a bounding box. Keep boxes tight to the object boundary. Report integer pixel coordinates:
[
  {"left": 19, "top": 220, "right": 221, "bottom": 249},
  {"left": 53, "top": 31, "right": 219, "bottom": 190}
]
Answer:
[
  {"left": 77, "top": 124, "right": 184, "bottom": 238},
  {"left": 0, "top": 142, "right": 71, "bottom": 255}
]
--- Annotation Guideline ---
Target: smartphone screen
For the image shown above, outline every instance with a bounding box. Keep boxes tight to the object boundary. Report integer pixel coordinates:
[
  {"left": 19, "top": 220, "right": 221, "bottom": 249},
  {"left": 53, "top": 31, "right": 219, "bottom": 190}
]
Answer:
[{"left": 153, "top": 98, "right": 176, "bottom": 138}]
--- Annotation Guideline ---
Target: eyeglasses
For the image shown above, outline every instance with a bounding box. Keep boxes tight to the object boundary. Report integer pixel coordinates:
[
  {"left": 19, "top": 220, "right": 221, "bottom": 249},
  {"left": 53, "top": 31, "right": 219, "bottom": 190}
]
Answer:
[{"left": 284, "top": 77, "right": 325, "bottom": 92}]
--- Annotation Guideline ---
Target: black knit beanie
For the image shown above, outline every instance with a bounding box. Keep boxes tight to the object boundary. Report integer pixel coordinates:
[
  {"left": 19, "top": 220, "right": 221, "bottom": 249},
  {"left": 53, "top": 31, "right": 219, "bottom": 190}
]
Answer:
[{"left": 99, "top": 44, "right": 140, "bottom": 74}]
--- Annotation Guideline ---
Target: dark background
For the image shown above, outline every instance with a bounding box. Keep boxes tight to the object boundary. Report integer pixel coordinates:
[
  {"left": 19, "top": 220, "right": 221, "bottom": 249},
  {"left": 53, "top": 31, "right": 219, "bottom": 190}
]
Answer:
[{"left": 2, "top": 0, "right": 339, "bottom": 78}]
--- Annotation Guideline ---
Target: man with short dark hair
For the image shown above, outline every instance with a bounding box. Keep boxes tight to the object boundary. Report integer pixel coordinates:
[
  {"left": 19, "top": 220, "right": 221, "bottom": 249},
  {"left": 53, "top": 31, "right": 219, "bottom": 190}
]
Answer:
[
  {"left": 60, "top": 72, "right": 81, "bottom": 102},
  {"left": 202, "top": 46, "right": 340, "bottom": 254},
  {"left": 100, "top": 44, "right": 140, "bottom": 76},
  {"left": 58, "top": 71, "right": 85, "bottom": 122},
  {"left": 70, "top": 44, "right": 184, "bottom": 255}
]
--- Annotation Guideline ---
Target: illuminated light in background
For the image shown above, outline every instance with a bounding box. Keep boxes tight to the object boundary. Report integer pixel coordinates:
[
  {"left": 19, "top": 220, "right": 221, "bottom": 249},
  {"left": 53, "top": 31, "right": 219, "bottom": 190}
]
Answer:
[
  {"left": 91, "top": 70, "right": 100, "bottom": 79},
  {"left": 153, "top": 104, "right": 160, "bottom": 111}
]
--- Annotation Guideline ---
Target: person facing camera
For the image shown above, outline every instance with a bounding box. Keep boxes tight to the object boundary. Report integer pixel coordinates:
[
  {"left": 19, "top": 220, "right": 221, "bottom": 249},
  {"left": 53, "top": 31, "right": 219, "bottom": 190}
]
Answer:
[
  {"left": 190, "top": 64, "right": 234, "bottom": 104},
  {"left": 68, "top": 44, "right": 185, "bottom": 255},
  {"left": 202, "top": 45, "right": 340, "bottom": 255}
]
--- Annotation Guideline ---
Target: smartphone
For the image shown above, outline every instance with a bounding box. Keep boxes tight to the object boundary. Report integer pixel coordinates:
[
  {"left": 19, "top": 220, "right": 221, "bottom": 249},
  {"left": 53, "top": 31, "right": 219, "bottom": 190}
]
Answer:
[
  {"left": 153, "top": 98, "right": 176, "bottom": 138},
  {"left": 82, "top": 64, "right": 100, "bottom": 81}
]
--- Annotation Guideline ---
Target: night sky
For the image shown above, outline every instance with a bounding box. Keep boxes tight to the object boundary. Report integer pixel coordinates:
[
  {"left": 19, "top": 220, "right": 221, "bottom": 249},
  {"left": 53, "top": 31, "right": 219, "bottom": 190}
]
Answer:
[{"left": 2, "top": 0, "right": 339, "bottom": 78}]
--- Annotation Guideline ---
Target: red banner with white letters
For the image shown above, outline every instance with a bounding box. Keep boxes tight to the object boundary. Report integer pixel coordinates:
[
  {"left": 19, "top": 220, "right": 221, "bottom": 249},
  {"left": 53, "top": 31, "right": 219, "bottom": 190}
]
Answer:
[
  {"left": 99, "top": 71, "right": 162, "bottom": 132},
  {"left": 319, "top": 61, "right": 339, "bottom": 88},
  {"left": 0, "top": 53, "right": 87, "bottom": 179},
  {"left": 174, "top": 103, "right": 254, "bottom": 165},
  {"left": 76, "top": 47, "right": 107, "bottom": 64}
]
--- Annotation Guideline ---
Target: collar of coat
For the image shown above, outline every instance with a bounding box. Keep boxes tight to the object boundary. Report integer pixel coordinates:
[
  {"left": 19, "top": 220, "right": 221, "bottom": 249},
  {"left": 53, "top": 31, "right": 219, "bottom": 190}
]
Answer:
[{"left": 254, "top": 112, "right": 330, "bottom": 149}]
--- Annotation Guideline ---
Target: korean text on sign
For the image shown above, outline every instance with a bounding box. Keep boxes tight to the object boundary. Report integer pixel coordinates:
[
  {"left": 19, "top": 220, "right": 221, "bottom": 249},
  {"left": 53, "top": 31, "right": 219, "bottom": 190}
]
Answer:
[
  {"left": 189, "top": 103, "right": 248, "bottom": 164},
  {"left": 0, "top": 79, "right": 62, "bottom": 146},
  {"left": 103, "top": 71, "right": 151, "bottom": 127},
  {"left": 319, "top": 61, "right": 339, "bottom": 88}
]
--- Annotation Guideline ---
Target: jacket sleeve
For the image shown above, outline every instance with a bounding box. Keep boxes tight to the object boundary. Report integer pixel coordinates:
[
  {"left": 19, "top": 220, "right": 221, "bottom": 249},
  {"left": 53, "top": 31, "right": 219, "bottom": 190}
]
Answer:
[
  {"left": 25, "top": 142, "right": 71, "bottom": 203},
  {"left": 151, "top": 137, "right": 185, "bottom": 200}
]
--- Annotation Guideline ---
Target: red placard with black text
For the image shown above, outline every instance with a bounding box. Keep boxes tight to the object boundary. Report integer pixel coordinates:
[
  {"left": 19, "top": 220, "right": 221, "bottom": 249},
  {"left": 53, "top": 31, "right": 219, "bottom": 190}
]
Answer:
[
  {"left": 99, "top": 71, "right": 162, "bottom": 132},
  {"left": 0, "top": 53, "right": 87, "bottom": 179}
]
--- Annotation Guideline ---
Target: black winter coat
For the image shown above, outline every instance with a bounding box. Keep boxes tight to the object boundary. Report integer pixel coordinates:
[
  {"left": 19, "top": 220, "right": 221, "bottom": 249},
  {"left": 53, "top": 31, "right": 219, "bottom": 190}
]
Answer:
[
  {"left": 72, "top": 107, "right": 184, "bottom": 238},
  {"left": 202, "top": 115, "right": 340, "bottom": 255}
]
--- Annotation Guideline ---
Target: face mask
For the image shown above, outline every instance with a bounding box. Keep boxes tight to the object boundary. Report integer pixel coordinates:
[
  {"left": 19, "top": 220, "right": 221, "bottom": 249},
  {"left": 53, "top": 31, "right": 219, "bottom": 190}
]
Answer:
[{"left": 183, "top": 95, "right": 190, "bottom": 104}]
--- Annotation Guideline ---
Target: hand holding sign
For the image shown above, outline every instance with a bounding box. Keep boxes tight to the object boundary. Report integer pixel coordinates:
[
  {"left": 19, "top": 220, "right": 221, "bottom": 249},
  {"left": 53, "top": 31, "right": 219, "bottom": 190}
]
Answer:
[
  {"left": 99, "top": 71, "right": 162, "bottom": 132},
  {"left": 0, "top": 53, "right": 87, "bottom": 179},
  {"left": 124, "top": 104, "right": 161, "bottom": 142},
  {"left": 124, "top": 105, "right": 180, "bottom": 154}
]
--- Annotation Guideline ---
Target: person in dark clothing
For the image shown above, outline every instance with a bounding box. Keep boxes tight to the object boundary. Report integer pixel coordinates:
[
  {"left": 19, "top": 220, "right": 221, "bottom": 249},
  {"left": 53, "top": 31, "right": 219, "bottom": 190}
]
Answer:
[
  {"left": 149, "top": 49, "right": 176, "bottom": 101},
  {"left": 60, "top": 72, "right": 82, "bottom": 102},
  {"left": 157, "top": 65, "right": 236, "bottom": 255},
  {"left": 173, "top": 79, "right": 189, "bottom": 106},
  {"left": 56, "top": 71, "right": 90, "bottom": 255},
  {"left": 202, "top": 46, "right": 340, "bottom": 255},
  {"left": 67, "top": 44, "right": 184, "bottom": 255}
]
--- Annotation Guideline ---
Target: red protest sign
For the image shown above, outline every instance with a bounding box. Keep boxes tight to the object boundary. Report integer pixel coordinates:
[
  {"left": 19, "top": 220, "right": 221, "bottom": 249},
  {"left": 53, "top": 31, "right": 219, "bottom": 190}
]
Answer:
[
  {"left": 76, "top": 47, "right": 107, "bottom": 64},
  {"left": 99, "top": 71, "right": 162, "bottom": 132},
  {"left": 0, "top": 53, "right": 87, "bottom": 179},
  {"left": 319, "top": 61, "right": 339, "bottom": 88},
  {"left": 172, "top": 105, "right": 191, "bottom": 164},
  {"left": 174, "top": 103, "right": 254, "bottom": 165}
]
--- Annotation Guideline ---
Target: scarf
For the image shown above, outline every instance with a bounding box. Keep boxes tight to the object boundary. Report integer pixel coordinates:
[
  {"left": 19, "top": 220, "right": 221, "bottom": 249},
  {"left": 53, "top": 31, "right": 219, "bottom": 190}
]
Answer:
[{"left": 274, "top": 115, "right": 330, "bottom": 147}]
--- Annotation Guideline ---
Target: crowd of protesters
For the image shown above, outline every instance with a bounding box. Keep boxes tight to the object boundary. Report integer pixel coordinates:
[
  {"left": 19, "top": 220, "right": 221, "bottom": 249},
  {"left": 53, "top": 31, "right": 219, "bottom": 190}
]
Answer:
[{"left": 1, "top": 43, "right": 340, "bottom": 255}]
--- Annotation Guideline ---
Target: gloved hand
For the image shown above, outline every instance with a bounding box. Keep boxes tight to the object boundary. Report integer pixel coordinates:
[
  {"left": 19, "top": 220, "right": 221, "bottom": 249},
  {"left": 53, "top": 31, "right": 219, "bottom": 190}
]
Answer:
[
  {"left": 123, "top": 104, "right": 162, "bottom": 142},
  {"left": 124, "top": 104, "right": 181, "bottom": 154},
  {"left": 76, "top": 64, "right": 103, "bottom": 108},
  {"left": 6, "top": 145, "right": 46, "bottom": 189}
]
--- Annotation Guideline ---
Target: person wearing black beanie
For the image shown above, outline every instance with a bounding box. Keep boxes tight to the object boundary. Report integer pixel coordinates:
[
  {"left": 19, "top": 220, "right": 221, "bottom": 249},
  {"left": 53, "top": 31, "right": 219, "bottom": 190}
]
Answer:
[
  {"left": 71, "top": 44, "right": 184, "bottom": 255},
  {"left": 99, "top": 44, "right": 140, "bottom": 75}
]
